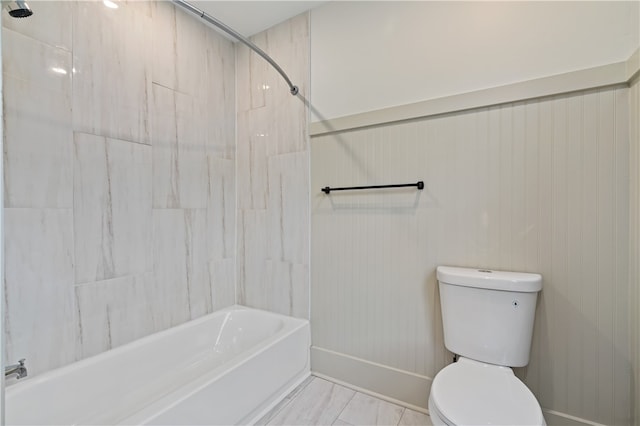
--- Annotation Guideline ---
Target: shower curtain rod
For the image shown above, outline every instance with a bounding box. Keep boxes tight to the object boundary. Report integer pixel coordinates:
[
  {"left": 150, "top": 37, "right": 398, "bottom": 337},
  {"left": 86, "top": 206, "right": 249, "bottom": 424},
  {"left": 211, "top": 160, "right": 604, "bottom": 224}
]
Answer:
[{"left": 172, "top": 0, "right": 299, "bottom": 96}]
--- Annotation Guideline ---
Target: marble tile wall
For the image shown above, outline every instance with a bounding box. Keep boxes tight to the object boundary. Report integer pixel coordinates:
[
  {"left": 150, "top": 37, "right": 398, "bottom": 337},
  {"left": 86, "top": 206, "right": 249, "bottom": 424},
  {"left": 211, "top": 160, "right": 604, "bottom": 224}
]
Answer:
[
  {"left": 2, "top": 0, "right": 236, "bottom": 378},
  {"left": 236, "top": 13, "right": 310, "bottom": 319}
]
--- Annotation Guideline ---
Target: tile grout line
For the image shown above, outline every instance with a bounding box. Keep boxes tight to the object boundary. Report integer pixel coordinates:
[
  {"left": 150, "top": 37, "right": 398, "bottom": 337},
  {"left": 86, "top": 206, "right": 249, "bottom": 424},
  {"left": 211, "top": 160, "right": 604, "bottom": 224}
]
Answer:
[
  {"left": 332, "top": 387, "right": 358, "bottom": 425},
  {"left": 396, "top": 407, "right": 407, "bottom": 426}
]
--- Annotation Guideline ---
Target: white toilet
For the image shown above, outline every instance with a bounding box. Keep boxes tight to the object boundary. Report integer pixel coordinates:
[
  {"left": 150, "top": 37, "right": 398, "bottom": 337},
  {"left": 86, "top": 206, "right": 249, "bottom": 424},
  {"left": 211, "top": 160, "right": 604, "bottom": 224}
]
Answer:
[{"left": 429, "top": 266, "right": 546, "bottom": 426}]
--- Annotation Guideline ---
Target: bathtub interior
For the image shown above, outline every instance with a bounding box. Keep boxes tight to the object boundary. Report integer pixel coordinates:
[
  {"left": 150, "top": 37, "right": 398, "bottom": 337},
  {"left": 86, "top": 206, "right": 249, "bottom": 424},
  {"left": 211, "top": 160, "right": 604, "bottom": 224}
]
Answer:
[{"left": 5, "top": 305, "right": 310, "bottom": 425}]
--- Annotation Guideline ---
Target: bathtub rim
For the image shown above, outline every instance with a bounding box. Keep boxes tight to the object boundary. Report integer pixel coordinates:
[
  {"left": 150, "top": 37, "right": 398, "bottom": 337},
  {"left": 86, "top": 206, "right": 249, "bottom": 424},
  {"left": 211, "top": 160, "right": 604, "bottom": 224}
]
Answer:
[
  {"left": 116, "top": 312, "right": 310, "bottom": 425},
  {"left": 5, "top": 304, "right": 308, "bottom": 399}
]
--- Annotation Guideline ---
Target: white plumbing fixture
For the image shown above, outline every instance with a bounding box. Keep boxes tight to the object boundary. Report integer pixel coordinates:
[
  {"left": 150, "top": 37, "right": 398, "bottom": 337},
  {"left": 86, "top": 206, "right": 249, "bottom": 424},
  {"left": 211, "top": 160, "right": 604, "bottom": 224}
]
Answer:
[{"left": 429, "top": 266, "right": 545, "bottom": 426}]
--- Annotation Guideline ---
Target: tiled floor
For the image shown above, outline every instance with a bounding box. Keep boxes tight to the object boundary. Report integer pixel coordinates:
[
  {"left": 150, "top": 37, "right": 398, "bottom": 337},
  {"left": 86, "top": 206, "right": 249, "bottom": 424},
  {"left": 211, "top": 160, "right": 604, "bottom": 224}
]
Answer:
[{"left": 257, "top": 376, "right": 433, "bottom": 426}]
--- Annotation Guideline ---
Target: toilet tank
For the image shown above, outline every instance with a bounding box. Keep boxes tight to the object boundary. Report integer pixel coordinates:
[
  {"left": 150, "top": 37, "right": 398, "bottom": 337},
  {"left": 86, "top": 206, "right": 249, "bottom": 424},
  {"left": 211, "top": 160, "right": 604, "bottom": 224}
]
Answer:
[{"left": 437, "top": 266, "right": 542, "bottom": 367}]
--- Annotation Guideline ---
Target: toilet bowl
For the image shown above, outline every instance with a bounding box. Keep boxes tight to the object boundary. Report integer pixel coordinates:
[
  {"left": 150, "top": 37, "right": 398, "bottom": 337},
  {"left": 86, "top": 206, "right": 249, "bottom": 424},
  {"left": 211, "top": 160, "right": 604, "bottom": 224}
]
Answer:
[
  {"left": 428, "top": 357, "right": 546, "bottom": 426},
  {"left": 433, "top": 266, "right": 546, "bottom": 426}
]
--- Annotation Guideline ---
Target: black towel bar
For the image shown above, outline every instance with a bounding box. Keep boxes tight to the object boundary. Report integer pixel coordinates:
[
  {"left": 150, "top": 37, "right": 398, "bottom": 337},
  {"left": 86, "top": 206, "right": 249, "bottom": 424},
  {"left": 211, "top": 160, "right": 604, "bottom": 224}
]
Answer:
[{"left": 322, "top": 181, "right": 424, "bottom": 194}]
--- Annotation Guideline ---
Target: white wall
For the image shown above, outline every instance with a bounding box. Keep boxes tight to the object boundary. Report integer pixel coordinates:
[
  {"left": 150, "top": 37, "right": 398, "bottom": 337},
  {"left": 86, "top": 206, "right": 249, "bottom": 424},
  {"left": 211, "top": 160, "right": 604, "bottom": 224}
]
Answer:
[
  {"left": 0, "top": 16, "right": 4, "bottom": 424},
  {"left": 629, "top": 75, "right": 640, "bottom": 425},
  {"left": 310, "top": 1, "right": 639, "bottom": 121},
  {"left": 311, "top": 84, "right": 633, "bottom": 425}
]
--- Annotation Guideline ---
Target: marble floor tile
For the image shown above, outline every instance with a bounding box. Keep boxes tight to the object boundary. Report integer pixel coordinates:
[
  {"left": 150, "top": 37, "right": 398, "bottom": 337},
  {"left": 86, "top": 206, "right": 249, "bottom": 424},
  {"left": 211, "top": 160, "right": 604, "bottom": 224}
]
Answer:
[
  {"left": 267, "top": 378, "right": 355, "bottom": 426},
  {"left": 260, "top": 375, "right": 435, "bottom": 426},
  {"left": 337, "top": 392, "right": 405, "bottom": 426},
  {"left": 264, "top": 376, "right": 433, "bottom": 426},
  {"left": 398, "top": 409, "right": 433, "bottom": 426}
]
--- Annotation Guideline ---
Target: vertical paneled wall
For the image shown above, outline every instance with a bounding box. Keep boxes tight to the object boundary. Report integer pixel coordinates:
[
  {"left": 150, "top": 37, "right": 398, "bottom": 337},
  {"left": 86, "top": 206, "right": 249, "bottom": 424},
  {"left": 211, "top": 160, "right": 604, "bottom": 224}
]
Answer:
[
  {"left": 630, "top": 75, "right": 640, "bottom": 425},
  {"left": 311, "top": 86, "right": 632, "bottom": 424},
  {"left": 236, "top": 14, "right": 310, "bottom": 319},
  {"left": 2, "top": 1, "right": 236, "bottom": 378}
]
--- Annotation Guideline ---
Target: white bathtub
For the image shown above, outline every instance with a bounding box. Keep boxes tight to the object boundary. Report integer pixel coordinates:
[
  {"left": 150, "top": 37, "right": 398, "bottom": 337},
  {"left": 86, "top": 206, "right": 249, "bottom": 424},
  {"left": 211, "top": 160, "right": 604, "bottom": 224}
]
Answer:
[{"left": 5, "top": 305, "right": 310, "bottom": 425}]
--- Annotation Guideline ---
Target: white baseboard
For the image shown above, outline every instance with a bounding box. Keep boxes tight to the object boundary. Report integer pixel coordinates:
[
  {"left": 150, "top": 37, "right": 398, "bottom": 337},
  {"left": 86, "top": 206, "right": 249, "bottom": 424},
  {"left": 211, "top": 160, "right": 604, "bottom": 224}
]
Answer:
[
  {"left": 542, "top": 410, "right": 607, "bottom": 426},
  {"left": 311, "top": 346, "right": 431, "bottom": 410},
  {"left": 311, "top": 346, "right": 607, "bottom": 426}
]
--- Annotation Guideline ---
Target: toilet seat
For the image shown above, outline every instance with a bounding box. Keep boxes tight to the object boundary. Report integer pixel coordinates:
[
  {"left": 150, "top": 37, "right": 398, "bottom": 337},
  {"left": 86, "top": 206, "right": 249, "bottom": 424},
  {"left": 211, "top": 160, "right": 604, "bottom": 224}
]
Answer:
[{"left": 430, "top": 357, "right": 545, "bottom": 426}]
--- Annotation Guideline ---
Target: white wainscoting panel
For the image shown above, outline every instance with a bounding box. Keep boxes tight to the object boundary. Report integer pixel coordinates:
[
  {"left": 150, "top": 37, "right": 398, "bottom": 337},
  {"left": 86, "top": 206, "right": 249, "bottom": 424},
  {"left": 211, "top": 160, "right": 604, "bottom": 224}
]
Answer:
[
  {"left": 311, "top": 86, "right": 632, "bottom": 425},
  {"left": 629, "top": 76, "right": 640, "bottom": 425}
]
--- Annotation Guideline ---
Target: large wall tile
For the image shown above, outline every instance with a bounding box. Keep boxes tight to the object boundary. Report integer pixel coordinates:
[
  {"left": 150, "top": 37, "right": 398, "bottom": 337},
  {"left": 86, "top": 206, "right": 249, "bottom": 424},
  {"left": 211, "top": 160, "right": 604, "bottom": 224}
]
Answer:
[
  {"left": 153, "top": 209, "right": 210, "bottom": 326},
  {"left": 75, "top": 274, "right": 157, "bottom": 359},
  {"left": 173, "top": 6, "right": 207, "bottom": 98},
  {"left": 236, "top": 14, "right": 310, "bottom": 319},
  {"left": 4, "top": 209, "right": 76, "bottom": 377},
  {"left": 263, "top": 13, "right": 309, "bottom": 103},
  {"left": 234, "top": 37, "right": 252, "bottom": 114},
  {"left": 2, "top": 29, "right": 72, "bottom": 209},
  {"left": 237, "top": 209, "right": 268, "bottom": 309},
  {"left": 236, "top": 32, "right": 268, "bottom": 113},
  {"left": 267, "top": 152, "right": 309, "bottom": 265},
  {"left": 3, "top": 76, "right": 72, "bottom": 208},
  {"left": 207, "top": 156, "right": 235, "bottom": 260},
  {"left": 264, "top": 260, "right": 293, "bottom": 316},
  {"left": 3, "top": 0, "right": 241, "bottom": 384},
  {"left": 151, "top": 83, "right": 208, "bottom": 209},
  {"left": 151, "top": 0, "right": 177, "bottom": 89},
  {"left": 237, "top": 112, "right": 269, "bottom": 210},
  {"left": 2, "top": 28, "right": 71, "bottom": 92},
  {"left": 74, "top": 132, "right": 152, "bottom": 284},
  {"left": 0, "top": 21, "right": 75, "bottom": 230},
  {"left": 151, "top": 1, "right": 214, "bottom": 100},
  {"left": 1, "top": 1, "right": 72, "bottom": 51},
  {"left": 290, "top": 263, "right": 309, "bottom": 319},
  {"left": 206, "top": 29, "right": 236, "bottom": 159},
  {"left": 72, "top": 1, "right": 152, "bottom": 144},
  {"left": 209, "top": 259, "right": 236, "bottom": 312},
  {"left": 264, "top": 260, "right": 309, "bottom": 318}
]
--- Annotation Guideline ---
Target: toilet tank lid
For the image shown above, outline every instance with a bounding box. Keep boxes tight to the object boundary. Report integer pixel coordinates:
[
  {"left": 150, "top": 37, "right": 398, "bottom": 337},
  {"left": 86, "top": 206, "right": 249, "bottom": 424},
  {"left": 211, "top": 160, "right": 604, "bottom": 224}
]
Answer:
[{"left": 437, "top": 266, "right": 542, "bottom": 292}]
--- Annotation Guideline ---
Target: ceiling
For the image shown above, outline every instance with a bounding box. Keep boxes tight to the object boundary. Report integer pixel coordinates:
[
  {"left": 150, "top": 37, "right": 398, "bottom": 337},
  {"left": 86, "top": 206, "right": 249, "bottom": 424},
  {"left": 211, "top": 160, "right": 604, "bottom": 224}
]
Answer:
[{"left": 190, "top": 1, "right": 327, "bottom": 37}]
